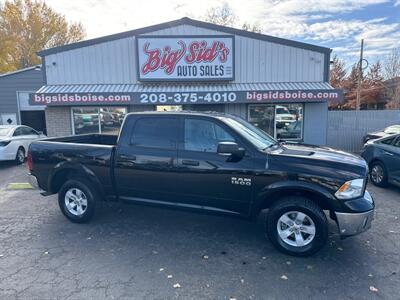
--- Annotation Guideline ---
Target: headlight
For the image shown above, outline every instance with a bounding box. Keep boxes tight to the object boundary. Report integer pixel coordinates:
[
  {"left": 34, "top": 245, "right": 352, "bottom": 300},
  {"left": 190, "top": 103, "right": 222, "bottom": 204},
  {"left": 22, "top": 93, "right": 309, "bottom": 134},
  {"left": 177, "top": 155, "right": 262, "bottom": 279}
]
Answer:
[
  {"left": 335, "top": 179, "right": 365, "bottom": 200},
  {"left": 0, "top": 140, "right": 11, "bottom": 147}
]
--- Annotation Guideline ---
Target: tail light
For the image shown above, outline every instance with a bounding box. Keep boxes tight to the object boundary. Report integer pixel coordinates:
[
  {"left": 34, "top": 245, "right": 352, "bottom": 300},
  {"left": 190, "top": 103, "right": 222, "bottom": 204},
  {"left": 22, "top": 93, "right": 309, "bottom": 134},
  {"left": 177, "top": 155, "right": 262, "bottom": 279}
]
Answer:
[{"left": 27, "top": 150, "right": 33, "bottom": 173}]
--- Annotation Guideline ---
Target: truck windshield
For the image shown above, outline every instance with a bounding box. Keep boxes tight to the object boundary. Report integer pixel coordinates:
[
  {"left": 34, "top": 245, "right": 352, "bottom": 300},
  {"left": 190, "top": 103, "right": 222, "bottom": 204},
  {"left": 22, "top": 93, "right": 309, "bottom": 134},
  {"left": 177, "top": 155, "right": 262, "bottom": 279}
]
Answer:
[{"left": 219, "top": 116, "right": 276, "bottom": 150}]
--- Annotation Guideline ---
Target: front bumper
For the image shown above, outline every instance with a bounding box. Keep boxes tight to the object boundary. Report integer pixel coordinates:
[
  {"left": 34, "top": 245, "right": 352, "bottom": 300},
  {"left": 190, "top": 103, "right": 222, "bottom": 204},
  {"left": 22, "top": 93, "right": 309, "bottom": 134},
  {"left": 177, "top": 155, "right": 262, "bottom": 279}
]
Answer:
[{"left": 335, "top": 191, "right": 374, "bottom": 238}]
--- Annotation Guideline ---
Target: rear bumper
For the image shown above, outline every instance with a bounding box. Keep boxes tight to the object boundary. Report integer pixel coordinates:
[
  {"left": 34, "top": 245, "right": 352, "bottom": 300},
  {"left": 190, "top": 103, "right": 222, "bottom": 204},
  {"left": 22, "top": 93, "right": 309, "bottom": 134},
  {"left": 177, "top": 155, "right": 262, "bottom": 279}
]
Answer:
[
  {"left": 335, "top": 191, "right": 374, "bottom": 238},
  {"left": 28, "top": 173, "right": 40, "bottom": 190}
]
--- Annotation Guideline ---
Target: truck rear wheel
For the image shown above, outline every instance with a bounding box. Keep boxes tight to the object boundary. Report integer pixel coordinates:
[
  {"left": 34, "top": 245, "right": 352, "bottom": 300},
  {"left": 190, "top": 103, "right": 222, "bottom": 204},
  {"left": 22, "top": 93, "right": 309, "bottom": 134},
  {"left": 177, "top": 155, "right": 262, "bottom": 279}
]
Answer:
[
  {"left": 266, "top": 196, "right": 328, "bottom": 256},
  {"left": 58, "top": 179, "right": 98, "bottom": 223}
]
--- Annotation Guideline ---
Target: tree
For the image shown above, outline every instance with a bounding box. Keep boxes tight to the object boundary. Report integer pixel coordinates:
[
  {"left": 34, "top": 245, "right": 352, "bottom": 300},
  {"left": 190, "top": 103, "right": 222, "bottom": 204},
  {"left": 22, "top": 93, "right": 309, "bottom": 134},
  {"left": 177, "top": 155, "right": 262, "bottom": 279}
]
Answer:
[
  {"left": 362, "top": 61, "right": 385, "bottom": 109},
  {"left": 204, "top": 3, "right": 263, "bottom": 33},
  {"left": 330, "top": 55, "right": 347, "bottom": 89},
  {"left": 241, "top": 22, "right": 262, "bottom": 33},
  {"left": 328, "top": 55, "right": 347, "bottom": 109},
  {"left": 341, "top": 62, "right": 385, "bottom": 110},
  {"left": 0, "top": 0, "right": 85, "bottom": 73},
  {"left": 382, "top": 48, "right": 400, "bottom": 109},
  {"left": 383, "top": 48, "right": 400, "bottom": 80},
  {"left": 204, "top": 3, "right": 237, "bottom": 27},
  {"left": 341, "top": 63, "right": 359, "bottom": 109}
]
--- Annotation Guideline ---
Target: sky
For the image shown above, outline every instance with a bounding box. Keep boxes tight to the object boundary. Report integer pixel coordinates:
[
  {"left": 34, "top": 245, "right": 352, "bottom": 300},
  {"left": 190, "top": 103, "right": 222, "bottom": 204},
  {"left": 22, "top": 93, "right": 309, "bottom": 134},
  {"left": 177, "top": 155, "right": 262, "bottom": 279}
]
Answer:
[{"left": 15, "top": 0, "right": 400, "bottom": 69}]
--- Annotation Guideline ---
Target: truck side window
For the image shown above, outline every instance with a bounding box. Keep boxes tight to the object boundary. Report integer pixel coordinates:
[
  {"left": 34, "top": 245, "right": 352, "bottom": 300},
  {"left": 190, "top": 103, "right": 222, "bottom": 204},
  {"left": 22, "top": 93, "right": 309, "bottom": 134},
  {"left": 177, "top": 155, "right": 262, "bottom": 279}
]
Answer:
[
  {"left": 131, "top": 117, "right": 177, "bottom": 149},
  {"left": 184, "top": 119, "right": 235, "bottom": 153}
]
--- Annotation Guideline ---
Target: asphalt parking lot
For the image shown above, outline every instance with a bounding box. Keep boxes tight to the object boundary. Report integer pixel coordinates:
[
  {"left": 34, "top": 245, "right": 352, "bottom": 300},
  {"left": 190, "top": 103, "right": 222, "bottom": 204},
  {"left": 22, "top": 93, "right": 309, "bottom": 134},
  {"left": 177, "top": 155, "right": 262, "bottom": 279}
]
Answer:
[{"left": 0, "top": 162, "right": 399, "bottom": 300}]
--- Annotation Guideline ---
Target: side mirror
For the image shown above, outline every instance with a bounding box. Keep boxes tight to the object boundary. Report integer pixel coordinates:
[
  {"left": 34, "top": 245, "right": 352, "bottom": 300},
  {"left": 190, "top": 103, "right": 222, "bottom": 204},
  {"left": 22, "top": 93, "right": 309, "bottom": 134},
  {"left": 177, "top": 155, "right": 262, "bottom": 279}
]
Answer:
[{"left": 217, "top": 141, "right": 245, "bottom": 159}]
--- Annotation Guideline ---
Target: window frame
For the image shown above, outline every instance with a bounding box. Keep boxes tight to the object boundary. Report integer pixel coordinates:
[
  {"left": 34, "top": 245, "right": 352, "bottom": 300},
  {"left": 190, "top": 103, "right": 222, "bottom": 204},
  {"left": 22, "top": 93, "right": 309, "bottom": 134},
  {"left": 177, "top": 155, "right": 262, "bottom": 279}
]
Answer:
[
  {"left": 247, "top": 103, "right": 304, "bottom": 141},
  {"left": 181, "top": 116, "right": 239, "bottom": 154},
  {"left": 71, "top": 107, "right": 127, "bottom": 135},
  {"left": 129, "top": 116, "right": 179, "bottom": 150}
]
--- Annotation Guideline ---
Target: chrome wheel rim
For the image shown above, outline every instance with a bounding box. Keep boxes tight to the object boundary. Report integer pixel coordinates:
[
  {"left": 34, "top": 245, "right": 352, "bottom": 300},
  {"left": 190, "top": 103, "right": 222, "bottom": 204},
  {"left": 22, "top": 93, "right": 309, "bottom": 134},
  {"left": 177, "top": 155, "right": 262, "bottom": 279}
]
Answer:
[
  {"left": 64, "top": 188, "right": 88, "bottom": 216},
  {"left": 371, "top": 165, "right": 384, "bottom": 184},
  {"left": 277, "top": 211, "right": 316, "bottom": 247}
]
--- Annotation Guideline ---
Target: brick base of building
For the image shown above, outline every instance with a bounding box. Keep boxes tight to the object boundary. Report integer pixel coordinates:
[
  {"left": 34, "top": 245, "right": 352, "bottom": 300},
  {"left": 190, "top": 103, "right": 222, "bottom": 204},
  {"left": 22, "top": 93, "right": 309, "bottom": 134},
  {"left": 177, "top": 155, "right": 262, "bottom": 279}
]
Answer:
[{"left": 45, "top": 107, "right": 72, "bottom": 137}]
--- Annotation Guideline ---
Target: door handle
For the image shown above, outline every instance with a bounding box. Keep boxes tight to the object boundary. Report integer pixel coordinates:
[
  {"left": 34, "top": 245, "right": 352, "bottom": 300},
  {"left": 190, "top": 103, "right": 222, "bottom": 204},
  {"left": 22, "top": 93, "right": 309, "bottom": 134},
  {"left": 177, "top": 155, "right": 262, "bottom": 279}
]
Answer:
[
  {"left": 182, "top": 159, "right": 200, "bottom": 166},
  {"left": 384, "top": 151, "right": 394, "bottom": 156}
]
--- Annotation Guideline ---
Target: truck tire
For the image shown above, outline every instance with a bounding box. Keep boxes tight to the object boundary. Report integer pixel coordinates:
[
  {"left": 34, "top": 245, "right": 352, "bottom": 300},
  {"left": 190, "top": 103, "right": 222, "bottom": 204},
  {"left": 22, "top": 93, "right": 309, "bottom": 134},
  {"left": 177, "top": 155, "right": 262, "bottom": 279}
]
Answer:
[
  {"left": 369, "top": 161, "right": 388, "bottom": 187},
  {"left": 266, "top": 196, "right": 328, "bottom": 257},
  {"left": 58, "top": 179, "right": 98, "bottom": 223}
]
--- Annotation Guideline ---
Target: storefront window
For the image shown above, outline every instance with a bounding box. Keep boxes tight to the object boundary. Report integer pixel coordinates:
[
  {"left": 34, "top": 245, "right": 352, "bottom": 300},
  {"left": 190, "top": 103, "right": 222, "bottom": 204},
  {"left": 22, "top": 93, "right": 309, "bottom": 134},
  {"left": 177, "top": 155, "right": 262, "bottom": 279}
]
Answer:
[
  {"left": 156, "top": 105, "right": 182, "bottom": 111},
  {"left": 100, "top": 108, "right": 127, "bottom": 135},
  {"left": 248, "top": 104, "right": 303, "bottom": 140},
  {"left": 72, "top": 107, "right": 127, "bottom": 135}
]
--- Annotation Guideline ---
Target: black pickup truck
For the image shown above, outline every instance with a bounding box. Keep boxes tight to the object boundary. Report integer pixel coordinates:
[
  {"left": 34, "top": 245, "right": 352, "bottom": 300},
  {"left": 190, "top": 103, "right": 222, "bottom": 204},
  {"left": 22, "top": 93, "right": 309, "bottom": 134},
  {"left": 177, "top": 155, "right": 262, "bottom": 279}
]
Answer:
[{"left": 28, "top": 112, "right": 374, "bottom": 256}]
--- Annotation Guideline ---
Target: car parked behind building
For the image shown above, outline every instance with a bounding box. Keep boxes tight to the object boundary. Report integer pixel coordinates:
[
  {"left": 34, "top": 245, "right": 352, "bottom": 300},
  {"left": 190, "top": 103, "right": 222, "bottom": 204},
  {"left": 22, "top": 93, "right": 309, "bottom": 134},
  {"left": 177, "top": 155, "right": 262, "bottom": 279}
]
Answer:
[
  {"left": 363, "top": 125, "right": 400, "bottom": 144},
  {"left": 361, "top": 134, "right": 400, "bottom": 187}
]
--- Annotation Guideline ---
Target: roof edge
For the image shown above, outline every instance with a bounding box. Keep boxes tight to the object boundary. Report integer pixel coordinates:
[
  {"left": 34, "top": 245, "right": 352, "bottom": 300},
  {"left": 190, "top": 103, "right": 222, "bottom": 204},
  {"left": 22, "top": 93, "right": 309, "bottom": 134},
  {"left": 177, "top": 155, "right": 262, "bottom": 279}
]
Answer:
[
  {"left": 37, "top": 18, "right": 188, "bottom": 57},
  {"left": 38, "top": 17, "right": 331, "bottom": 57},
  {"left": 0, "top": 65, "right": 41, "bottom": 78}
]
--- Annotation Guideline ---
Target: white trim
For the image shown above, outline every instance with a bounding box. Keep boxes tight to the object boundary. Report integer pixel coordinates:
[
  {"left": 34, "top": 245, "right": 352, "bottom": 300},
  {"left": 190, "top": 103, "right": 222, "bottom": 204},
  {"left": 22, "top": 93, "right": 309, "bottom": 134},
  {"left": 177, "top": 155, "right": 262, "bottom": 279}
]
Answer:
[
  {"left": 70, "top": 107, "right": 75, "bottom": 135},
  {"left": 15, "top": 91, "right": 22, "bottom": 125},
  {"left": 0, "top": 65, "right": 40, "bottom": 78}
]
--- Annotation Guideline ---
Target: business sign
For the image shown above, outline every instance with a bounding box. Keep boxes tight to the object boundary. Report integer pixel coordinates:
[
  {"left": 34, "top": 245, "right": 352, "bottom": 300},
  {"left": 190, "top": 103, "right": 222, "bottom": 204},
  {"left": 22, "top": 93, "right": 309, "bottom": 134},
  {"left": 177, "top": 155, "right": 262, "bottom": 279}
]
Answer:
[
  {"left": 30, "top": 89, "right": 343, "bottom": 106},
  {"left": 136, "top": 35, "right": 234, "bottom": 81}
]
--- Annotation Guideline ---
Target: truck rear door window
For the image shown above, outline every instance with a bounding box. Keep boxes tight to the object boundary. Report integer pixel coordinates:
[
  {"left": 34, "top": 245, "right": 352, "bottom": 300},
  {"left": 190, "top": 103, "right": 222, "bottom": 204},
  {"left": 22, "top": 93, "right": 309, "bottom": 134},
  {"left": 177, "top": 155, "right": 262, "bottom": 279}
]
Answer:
[{"left": 131, "top": 117, "right": 178, "bottom": 149}]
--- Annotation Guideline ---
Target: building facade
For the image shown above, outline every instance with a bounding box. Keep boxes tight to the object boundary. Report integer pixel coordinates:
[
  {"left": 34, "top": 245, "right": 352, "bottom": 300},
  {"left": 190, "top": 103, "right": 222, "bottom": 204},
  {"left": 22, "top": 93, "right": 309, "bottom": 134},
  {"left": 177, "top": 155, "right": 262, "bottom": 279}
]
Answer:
[
  {"left": 0, "top": 66, "right": 46, "bottom": 132},
  {"left": 30, "top": 18, "right": 342, "bottom": 144}
]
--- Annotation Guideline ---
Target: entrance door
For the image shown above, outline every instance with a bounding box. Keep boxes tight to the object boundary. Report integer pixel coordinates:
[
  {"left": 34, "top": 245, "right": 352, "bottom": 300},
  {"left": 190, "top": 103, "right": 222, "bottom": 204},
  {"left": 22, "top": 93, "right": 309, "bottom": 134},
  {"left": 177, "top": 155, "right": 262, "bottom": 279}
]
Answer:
[
  {"left": 20, "top": 111, "right": 46, "bottom": 134},
  {"left": 176, "top": 117, "right": 254, "bottom": 215},
  {"left": 114, "top": 115, "right": 179, "bottom": 202}
]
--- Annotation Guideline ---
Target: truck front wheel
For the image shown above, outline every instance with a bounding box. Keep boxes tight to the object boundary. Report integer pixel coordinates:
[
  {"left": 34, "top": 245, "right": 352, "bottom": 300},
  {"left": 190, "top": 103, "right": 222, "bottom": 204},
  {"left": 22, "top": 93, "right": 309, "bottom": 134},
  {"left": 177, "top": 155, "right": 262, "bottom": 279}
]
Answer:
[
  {"left": 58, "top": 179, "right": 98, "bottom": 223},
  {"left": 266, "top": 196, "right": 328, "bottom": 256}
]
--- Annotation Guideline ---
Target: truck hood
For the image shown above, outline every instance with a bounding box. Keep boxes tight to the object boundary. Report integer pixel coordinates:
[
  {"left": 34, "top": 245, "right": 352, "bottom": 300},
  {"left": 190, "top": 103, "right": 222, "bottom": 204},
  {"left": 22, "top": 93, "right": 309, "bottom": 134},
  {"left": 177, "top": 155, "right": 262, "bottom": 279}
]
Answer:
[
  {"left": 269, "top": 143, "right": 368, "bottom": 180},
  {"left": 279, "top": 143, "right": 366, "bottom": 167}
]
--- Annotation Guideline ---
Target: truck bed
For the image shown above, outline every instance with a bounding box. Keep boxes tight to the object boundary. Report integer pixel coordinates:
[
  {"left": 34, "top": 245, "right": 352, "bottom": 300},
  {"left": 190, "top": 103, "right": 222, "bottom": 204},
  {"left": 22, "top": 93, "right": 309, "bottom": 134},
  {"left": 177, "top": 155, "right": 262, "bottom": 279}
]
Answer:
[
  {"left": 29, "top": 134, "right": 118, "bottom": 194},
  {"left": 41, "top": 134, "right": 118, "bottom": 146}
]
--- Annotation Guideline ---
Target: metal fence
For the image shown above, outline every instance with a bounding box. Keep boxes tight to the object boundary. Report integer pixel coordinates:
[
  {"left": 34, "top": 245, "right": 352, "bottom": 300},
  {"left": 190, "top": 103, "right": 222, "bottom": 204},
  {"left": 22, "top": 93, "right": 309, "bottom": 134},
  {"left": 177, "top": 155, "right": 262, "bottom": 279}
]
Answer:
[{"left": 327, "top": 110, "right": 400, "bottom": 152}]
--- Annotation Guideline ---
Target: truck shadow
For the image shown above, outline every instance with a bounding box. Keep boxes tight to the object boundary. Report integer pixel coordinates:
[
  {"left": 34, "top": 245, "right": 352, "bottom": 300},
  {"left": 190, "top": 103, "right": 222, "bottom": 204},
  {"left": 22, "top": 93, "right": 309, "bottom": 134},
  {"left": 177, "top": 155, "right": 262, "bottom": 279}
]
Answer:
[
  {"left": 8, "top": 191, "right": 389, "bottom": 299},
  {"left": 0, "top": 161, "right": 21, "bottom": 169}
]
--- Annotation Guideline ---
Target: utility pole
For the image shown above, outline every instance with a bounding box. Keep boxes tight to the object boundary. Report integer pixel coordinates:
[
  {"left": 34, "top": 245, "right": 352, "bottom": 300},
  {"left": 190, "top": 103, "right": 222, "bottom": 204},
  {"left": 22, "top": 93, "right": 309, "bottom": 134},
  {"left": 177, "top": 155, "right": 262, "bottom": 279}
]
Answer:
[{"left": 356, "top": 39, "right": 364, "bottom": 110}]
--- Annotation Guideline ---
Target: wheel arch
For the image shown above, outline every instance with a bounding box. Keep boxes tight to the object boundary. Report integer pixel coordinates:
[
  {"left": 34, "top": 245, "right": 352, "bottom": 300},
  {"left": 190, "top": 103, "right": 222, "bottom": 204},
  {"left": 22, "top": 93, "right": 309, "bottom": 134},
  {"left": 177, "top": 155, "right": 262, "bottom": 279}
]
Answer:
[
  {"left": 48, "top": 162, "right": 105, "bottom": 197},
  {"left": 252, "top": 181, "right": 340, "bottom": 218},
  {"left": 368, "top": 158, "right": 385, "bottom": 169}
]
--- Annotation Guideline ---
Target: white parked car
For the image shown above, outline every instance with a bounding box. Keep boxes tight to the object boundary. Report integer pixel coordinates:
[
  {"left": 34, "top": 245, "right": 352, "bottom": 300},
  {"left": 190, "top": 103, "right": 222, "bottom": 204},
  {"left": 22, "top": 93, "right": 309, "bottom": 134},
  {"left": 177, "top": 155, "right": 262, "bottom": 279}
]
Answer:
[{"left": 0, "top": 125, "right": 46, "bottom": 164}]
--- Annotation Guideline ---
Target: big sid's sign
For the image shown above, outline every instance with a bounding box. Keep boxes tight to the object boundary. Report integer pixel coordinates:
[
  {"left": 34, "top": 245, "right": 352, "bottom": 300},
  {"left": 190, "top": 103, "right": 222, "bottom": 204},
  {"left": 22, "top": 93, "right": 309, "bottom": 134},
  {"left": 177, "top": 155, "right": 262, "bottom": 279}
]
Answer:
[{"left": 136, "top": 35, "right": 234, "bottom": 81}]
